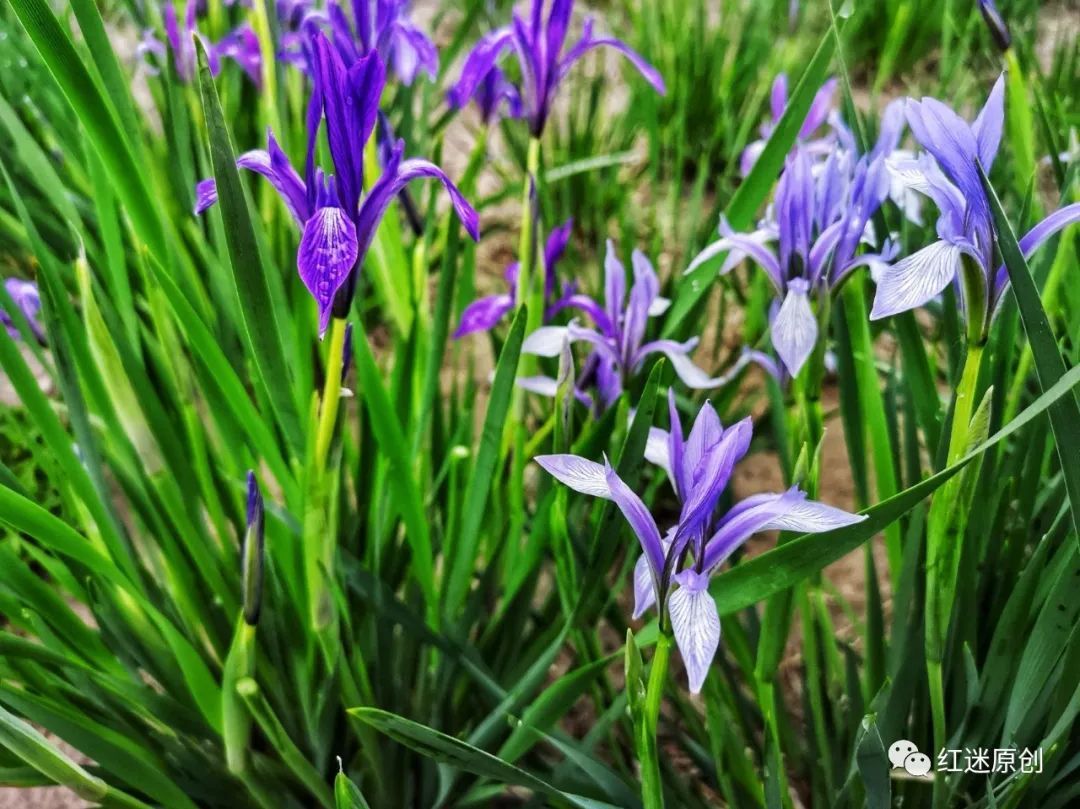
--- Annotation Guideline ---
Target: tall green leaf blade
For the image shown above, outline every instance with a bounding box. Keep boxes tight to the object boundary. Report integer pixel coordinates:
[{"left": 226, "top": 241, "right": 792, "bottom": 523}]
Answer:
[
  {"left": 7, "top": 0, "right": 165, "bottom": 256},
  {"left": 349, "top": 708, "right": 622, "bottom": 809},
  {"left": 353, "top": 323, "right": 435, "bottom": 603},
  {"left": 443, "top": 305, "right": 527, "bottom": 615},
  {"left": 196, "top": 42, "right": 303, "bottom": 454},
  {"left": 979, "top": 164, "right": 1080, "bottom": 541}
]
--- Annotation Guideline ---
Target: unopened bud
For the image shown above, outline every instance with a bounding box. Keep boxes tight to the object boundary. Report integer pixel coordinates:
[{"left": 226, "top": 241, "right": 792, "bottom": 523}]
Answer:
[
  {"left": 242, "top": 471, "right": 265, "bottom": 626},
  {"left": 978, "top": 0, "right": 1011, "bottom": 52}
]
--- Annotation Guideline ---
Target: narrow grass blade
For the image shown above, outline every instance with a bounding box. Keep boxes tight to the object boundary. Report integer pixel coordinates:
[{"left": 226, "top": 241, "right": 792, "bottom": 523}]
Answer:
[
  {"left": 7, "top": 0, "right": 165, "bottom": 256},
  {"left": 443, "top": 305, "right": 527, "bottom": 615},
  {"left": 352, "top": 323, "right": 436, "bottom": 604},
  {"left": 979, "top": 163, "right": 1080, "bottom": 542},
  {"left": 196, "top": 41, "right": 303, "bottom": 454},
  {"left": 350, "top": 708, "right": 622, "bottom": 809}
]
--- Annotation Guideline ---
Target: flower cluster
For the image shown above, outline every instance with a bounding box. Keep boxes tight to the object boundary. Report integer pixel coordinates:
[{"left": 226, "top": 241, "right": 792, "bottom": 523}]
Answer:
[
  {"left": 448, "top": 0, "right": 665, "bottom": 136},
  {"left": 520, "top": 241, "right": 725, "bottom": 408},
  {"left": 539, "top": 395, "right": 864, "bottom": 692},
  {"left": 139, "top": 1, "right": 262, "bottom": 86},
  {"left": 691, "top": 96, "right": 904, "bottom": 376}
]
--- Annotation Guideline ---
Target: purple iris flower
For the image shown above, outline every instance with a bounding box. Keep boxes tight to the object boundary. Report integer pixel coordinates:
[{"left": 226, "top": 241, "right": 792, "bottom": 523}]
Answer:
[
  {"left": 454, "top": 219, "right": 573, "bottom": 338},
  {"left": 318, "top": 0, "right": 438, "bottom": 85},
  {"left": 537, "top": 395, "right": 864, "bottom": 692},
  {"left": 870, "top": 76, "right": 1080, "bottom": 338},
  {"left": 740, "top": 74, "right": 840, "bottom": 176},
  {"left": 448, "top": 0, "right": 665, "bottom": 137},
  {"left": 520, "top": 241, "right": 725, "bottom": 407},
  {"left": 690, "top": 104, "right": 904, "bottom": 376},
  {"left": 138, "top": 1, "right": 262, "bottom": 87},
  {"left": 196, "top": 33, "right": 478, "bottom": 335},
  {"left": 1, "top": 279, "right": 44, "bottom": 342},
  {"left": 447, "top": 63, "right": 522, "bottom": 125}
]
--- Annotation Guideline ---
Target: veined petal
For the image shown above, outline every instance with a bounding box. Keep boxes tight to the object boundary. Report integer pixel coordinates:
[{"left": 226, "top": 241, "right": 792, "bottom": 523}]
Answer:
[
  {"left": 535, "top": 454, "right": 611, "bottom": 499},
  {"left": 669, "top": 570, "right": 720, "bottom": 694},
  {"left": 603, "top": 240, "right": 626, "bottom": 334},
  {"left": 522, "top": 326, "right": 570, "bottom": 356},
  {"left": 354, "top": 140, "right": 480, "bottom": 269},
  {"left": 869, "top": 239, "right": 961, "bottom": 320},
  {"left": 194, "top": 179, "right": 219, "bottom": 215},
  {"left": 645, "top": 427, "right": 673, "bottom": 483},
  {"left": 761, "top": 493, "right": 866, "bottom": 532},
  {"left": 771, "top": 279, "right": 818, "bottom": 376},
  {"left": 636, "top": 339, "right": 724, "bottom": 390},
  {"left": 605, "top": 461, "right": 665, "bottom": 580},
  {"left": 516, "top": 375, "right": 558, "bottom": 397},
  {"left": 298, "top": 206, "right": 358, "bottom": 336},
  {"left": 621, "top": 250, "right": 660, "bottom": 360},
  {"left": 453, "top": 294, "right": 515, "bottom": 338},
  {"left": 559, "top": 19, "right": 666, "bottom": 96},
  {"left": 991, "top": 202, "right": 1080, "bottom": 308},
  {"left": 632, "top": 553, "right": 656, "bottom": 619},
  {"left": 449, "top": 28, "right": 515, "bottom": 108}
]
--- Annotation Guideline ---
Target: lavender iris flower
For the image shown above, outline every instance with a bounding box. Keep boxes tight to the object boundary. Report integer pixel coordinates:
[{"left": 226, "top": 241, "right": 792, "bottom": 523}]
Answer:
[
  {"left": 740, "top": 74, "right": 839, "bottom": 176},
  {"left": 520, "top": 241, "right": 726, "bottom": 407},
  {"left": 325, "top": 0, "right": 438, "bottom": 85},
  {"left": 196, "top": 33, "right": 479, "bottom": 335},
  {"left": 448, "top": 0, "right": 665, "bottom": 137},
  {"left": 453, "top": 219, "right": 573, "bottom": 338},
  {"left": 537, "top": 396, "right": 864, "bottom": 692},
  {"left": 138, "top": 1, "right": 262, "bottom": 86},
  {"left": 870, "top": 76, "right": 1080, "bottom": 339},
  {"left": 690, "top": 104, "right": 903, "bottom": 376},
  {"left": 1, "top": 279, "right": 44, "bottom": 342}
]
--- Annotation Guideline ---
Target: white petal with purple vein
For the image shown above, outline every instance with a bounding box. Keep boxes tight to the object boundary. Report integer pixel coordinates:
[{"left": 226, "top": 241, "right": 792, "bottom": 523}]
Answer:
[{"left": 869, "top": 239, "right": 960, "bottom": 320}]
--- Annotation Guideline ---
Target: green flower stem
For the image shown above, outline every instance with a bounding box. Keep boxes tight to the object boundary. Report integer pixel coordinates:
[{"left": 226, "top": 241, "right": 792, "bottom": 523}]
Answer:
[
  {"left": 314, "top": 317, "right": 348, "bottom": 469},
  {"left": 640, "top": 632, "right": 671, "bottom": 809},
  {"left": 926, "top": 340, "right": 984, "bottom": 809},
  {"left": 515, "top": 136, "right": 543, "bottom": 332},
  {"left": 506, "top": 137, "right": 543, "bottom": 568}
]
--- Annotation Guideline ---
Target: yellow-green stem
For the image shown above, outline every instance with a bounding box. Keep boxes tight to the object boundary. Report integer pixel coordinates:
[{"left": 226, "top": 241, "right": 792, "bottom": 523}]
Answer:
[
  {"left": 640, "top": 633, "right": 671, "bottom": 809},
  {"left": 315, "top": 318, "right": 348, "bottom": 468},
  {"left": 925, "top": 341, "right": 984, "bottom": 809}
]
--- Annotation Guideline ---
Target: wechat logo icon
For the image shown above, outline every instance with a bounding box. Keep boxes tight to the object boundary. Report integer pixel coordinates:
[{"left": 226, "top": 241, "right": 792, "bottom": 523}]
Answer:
[{"left": 889, "top": 740, "right": 932, "bottom": 777}]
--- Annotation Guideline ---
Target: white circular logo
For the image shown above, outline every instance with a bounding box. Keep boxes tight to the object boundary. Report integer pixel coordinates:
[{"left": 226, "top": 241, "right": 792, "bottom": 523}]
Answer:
[{"left": 888, "top": 739, "right": 918, "bottom": 769}]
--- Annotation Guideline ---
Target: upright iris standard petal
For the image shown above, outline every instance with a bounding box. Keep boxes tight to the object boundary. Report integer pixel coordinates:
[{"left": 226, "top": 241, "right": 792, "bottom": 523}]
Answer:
[
  {"left": 971, "top": 75, "right": 1005, "bottom": 171},
  {"left": 668, "top": 569, "right": 720, "bottom": 694},
  {"left": 298, "top": 206, "right": 360, "bottom": 336}
]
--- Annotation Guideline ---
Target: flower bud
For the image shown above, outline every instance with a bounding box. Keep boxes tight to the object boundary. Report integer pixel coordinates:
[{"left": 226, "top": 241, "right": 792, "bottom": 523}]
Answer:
[
  {"left": 978, "top": 0, "right": 1011, "bottom": 52},
  {"left": 242, "top": 471, "right": 265, "bottom": 626}
]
